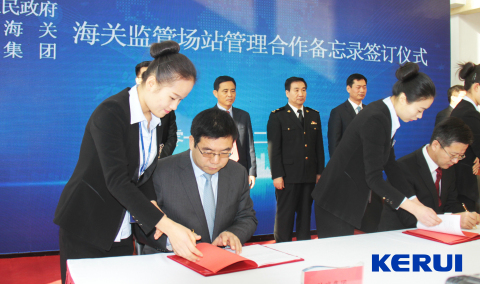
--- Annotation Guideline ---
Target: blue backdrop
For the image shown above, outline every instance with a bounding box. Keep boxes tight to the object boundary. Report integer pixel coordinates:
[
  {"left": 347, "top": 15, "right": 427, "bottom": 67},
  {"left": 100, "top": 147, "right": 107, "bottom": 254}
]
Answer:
[{"left": 0, "top": 0, "right": 450, "bottom": 254}]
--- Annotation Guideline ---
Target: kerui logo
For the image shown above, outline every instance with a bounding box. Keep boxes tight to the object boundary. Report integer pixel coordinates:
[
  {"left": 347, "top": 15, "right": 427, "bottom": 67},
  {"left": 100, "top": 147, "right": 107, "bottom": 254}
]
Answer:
[{"left": 372, "top": 254, "right": 462, "bottom": 272}]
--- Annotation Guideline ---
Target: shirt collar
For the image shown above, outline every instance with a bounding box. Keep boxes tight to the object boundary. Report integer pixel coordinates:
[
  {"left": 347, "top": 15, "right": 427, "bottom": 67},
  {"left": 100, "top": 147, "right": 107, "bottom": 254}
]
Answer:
[
  {"left": 288, "top": 103, "right": 304, "bottom": 114},
  {"left": 462, "top": 96, "right": 479, "bottom": 111},
  {"left": 382, "top": 97, "right": 401, "bottom": 138},
  {"left": 189, "top": 150, "right": 219, "bottom": 180},
  {"left": 422, "top": 144, "right": 439, "bottom": 173},
  {"left": 348, "top": 98, "right": 362, "bottom": 110},
  {"left": 217, "top": 103, "right": 233, "bottom": 118},
  {"left": 129, "top": 85, "right": 161, "bottom": 129}
]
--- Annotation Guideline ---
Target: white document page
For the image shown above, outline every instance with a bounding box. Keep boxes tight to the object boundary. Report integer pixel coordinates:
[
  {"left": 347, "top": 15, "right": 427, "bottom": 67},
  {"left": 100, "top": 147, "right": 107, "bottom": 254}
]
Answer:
[
  {"left": 416, "top": 214, "right": 465, "bottom": 236},
  {"left": 225, "top": 244, "right": 302, "bottom": 267}
]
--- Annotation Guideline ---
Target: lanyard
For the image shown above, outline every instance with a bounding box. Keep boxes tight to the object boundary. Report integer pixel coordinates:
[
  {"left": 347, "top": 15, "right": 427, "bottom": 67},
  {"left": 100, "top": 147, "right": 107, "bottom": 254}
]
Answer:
[{"left": 139, "top": 122, "right": 154, "bottom": 176}]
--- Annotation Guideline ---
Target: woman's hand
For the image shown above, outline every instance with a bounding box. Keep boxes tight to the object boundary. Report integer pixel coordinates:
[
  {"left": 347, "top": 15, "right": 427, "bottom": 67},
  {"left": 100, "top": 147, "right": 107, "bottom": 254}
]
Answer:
[
  {"left": 156, "top": 216, "right": 203, "bottom": 261},
  {"left": 400, "top": 198, "right": 442, "bottom": 227},
  {"left": 473, "top": 157, "right": 479, "bottom": 175}
]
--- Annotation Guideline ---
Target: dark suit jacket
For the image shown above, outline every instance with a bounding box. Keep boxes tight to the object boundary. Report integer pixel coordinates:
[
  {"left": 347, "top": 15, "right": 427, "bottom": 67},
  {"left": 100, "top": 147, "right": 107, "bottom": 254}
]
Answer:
[
  {"left": 213, "top": 105, "right": 257, "bottom": 176},
  {"left": 159, "top": 111, "right": 177, "bottom": 158},
  {"left": 451, "top": 100, "right": 480, "bottom": 201},
  {"left": 312, "top": 99, "right": 414, "bottom": 228},
  {"left": 328, "top": 100, "right": 367, "bottom": 157},
  {"left": 378, "top": 147, "right": 464, "bottom": 231},
  {"left": 267, "top": 104, "right": 325, "bottom": 183},
  {"left": 54, "top": 88, "right": 164, "bottom": 251},
  {"left": 139, "top": 150, "right": 257, "bottom": 251},
  {"left": 435, "top": 106, "right": 453, "bottom": 126}
]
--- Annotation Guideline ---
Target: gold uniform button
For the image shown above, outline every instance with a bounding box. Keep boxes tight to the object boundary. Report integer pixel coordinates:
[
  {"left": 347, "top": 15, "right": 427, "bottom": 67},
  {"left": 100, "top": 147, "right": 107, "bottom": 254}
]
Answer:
[
  {"left": 288, "top": 128, "right": 290, "bottom": 130},
  {"left": 305, "top": 144, "right": 307, "bottom": 147},
  {"left": 304, "top": 132, "right": 306, "bottom": 135},
  {"left": 305, "top": 157, "right": 308, "bottom": 160}
]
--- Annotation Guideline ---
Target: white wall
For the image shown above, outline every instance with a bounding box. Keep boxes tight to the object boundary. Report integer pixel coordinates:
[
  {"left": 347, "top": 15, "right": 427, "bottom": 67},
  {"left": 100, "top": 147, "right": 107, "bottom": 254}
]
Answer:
[{"left": 451, "top": 12, "right": 480, "bottom": 85}]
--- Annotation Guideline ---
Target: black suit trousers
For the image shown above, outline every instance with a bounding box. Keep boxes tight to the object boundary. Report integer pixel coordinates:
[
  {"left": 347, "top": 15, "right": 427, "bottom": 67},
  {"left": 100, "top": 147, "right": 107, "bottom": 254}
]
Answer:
[
  {"left": 274, "top": 182, "right": 314, "bottom": 242},
  {"left": 59, "top": 228, "right": 133, "bottom": 284},
  {"left": 315, "top": 203, "right": 355, "bottom": 238}
]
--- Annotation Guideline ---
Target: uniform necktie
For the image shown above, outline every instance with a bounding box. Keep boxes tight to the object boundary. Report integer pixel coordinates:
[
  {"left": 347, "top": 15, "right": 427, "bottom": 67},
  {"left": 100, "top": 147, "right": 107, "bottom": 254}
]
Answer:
[
  {"left": 226, "top": 110, "right": 239, "bottom": 161},
  {"left": 297, "top": 109, "right": 304, "bottom": 126},
  {"left": 435, "top": 167, "right": 442, "bottom": 207},
  {"left": 203, "top": 173, "right": 216, "bottom": 240},
  {"left": 356, "top": 106, "right": 362, "bottom": 114}
]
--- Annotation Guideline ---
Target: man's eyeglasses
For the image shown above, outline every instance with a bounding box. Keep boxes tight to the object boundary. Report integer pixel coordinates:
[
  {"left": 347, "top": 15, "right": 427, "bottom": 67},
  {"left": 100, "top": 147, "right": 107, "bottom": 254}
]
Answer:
[
  {"left": 196, "top": 145, "right": 232, "bottom": 159},
  {"left": 438, "top": 142, "right": 466, "bottom": 161}
]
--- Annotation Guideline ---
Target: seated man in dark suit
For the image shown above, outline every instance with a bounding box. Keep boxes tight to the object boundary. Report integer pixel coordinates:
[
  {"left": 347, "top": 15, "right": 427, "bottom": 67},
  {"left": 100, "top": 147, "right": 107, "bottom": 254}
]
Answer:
[
  {"left": 327, "top": 73, "right": 382, "bottom": 233},
  {"left": 139, "top": 108, "right": 258, "bottom": 255},
  {"left": 434, "top": 85, "right": 465, "bottom": 126},
  {"left": 378, "top": 117, "right": 480, "bottom": 231},
  {"left": 212, "top": 76, "right": 257, "bottom": 189}
]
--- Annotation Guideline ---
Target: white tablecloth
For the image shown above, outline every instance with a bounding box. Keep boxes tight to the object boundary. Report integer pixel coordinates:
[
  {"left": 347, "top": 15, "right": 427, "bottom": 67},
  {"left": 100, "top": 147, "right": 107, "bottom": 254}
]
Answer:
[{"left": 67, "top": 229, "right": 480, "bottom": 284}]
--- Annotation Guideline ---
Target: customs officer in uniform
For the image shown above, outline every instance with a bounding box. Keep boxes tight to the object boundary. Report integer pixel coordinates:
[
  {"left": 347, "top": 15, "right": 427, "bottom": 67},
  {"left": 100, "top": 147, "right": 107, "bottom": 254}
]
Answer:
[{"left": 267, "top": 77, "right": 325, "bottom": 242}]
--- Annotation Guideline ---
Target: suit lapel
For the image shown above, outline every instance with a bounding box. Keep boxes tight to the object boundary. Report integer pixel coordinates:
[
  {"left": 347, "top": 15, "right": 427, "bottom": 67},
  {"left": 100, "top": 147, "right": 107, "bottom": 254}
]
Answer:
[
  {"left": 178, "top": 152, "right": 211, "bottom": 242},
  {"left": 231, "top": 107, "right": 241, "bottom": 126},
  {"left": 440, "top": 169, "right": 453, "bottom": 208},
  {"left": 129, "top": 122, "right": 141, "bottom": 183},
  {"left": 416, "top": 149, "right": 440, "bottom": 209},
  {"left": 285, "top": 104, "right": 303, "bottom": 128},
  {"left": 344, "top": 100, "right": 356, "bottom": 120}
]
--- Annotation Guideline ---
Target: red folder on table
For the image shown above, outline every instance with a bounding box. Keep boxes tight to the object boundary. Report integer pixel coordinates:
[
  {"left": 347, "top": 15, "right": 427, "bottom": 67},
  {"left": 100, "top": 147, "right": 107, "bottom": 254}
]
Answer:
[
  {"left": 403, "top": 229, "right": 480, "bottom": 245},
  {"left": 168, "top": 243, "right": 304, "bottom": 276}
]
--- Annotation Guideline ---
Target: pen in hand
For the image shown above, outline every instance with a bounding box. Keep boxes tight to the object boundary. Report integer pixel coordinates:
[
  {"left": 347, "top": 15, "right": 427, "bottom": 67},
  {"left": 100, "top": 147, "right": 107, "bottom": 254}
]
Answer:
[{"left": 462, "top": 203, "right": 478, "bottom": 229}]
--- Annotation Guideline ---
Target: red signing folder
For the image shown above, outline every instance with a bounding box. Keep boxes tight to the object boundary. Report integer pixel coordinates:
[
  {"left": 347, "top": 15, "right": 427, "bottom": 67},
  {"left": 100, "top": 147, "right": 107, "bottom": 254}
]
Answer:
[
  {"left": 403, "top": 229, "right": 480, "bottom": 245},
  {"left": 168, "top": 243, "right": 304, "bottom": 276}
]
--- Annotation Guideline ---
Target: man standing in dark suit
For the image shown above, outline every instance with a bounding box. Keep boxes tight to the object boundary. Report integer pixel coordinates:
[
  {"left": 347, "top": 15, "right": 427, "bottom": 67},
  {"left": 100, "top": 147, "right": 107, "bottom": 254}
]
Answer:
[
  {"left": 328, "top": 73, "right": 367, "bottom": 157},
  {"left": 141, "top": 109, "right": 258, "bottom": 254},
  {"left": 267, "top": 77, "right": 325, "bottom": 242},
  {"left": 435, "top": 85, "right": 465, "bottom": 126},
  {"left": 378, "top": 117, "right": 480, "bottom": 230},
  {"left": 212, "top": 76, "right": 257, "bottom": 188},
  {"left": 327, "top": 74, "right": 381, "bottom": 233}
]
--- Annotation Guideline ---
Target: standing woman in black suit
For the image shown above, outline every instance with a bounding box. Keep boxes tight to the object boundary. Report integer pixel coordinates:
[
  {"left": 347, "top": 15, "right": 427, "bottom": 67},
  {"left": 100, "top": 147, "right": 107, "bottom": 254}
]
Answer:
[
  {"left": 312, "top": 63, "right": 442, "bottom": 238},
  {"left": 54, "top": 41, "right": 202, "bottom": 283},
  {"left": 450, "top": 62, "right": 480, "bottom": 212}
]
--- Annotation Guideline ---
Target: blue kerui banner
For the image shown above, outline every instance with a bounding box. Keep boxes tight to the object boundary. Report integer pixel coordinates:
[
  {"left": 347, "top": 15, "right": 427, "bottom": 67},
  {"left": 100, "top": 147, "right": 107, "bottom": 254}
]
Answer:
[{"left": 0, "top": 0, "right": 450, "bottom": 254}]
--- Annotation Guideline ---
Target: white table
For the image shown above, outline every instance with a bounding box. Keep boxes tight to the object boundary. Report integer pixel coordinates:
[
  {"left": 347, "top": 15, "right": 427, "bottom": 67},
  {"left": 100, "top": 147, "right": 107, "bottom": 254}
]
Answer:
[{"left": 67, "top": 229, "right": 480, "bottom": 284}]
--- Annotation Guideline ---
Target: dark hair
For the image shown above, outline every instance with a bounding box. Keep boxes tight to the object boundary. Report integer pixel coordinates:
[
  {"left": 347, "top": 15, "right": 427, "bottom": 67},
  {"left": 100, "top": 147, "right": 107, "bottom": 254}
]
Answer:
[
  {"left": 392, "top": 62, "right": 436, "bottom": 103},
  {"left": 458, "top": 62, "right": 480, "bottom": 91},
  {"left": 285, "top": 77, "right": 307, "bottom": 91},
  {"left": 447, "top": 85, "right": 465, "bottom": 103},
  {"left": 430, "top": 117, "right": 473, "bottom": 147},
  {"left": 135, "top": 61, "right": 151, "bottom": 77},
  {"left": 346, "top": 73, "right": 367, "bottom": 87},
  {"left": 191, "top": 109, "right": 239, "bottom": 146},
  {"left": 141, "top": 41, "right": 197, "bottom": 85},
  {"left": 214, "top": 76, "right": 236, "bottom": 91}
]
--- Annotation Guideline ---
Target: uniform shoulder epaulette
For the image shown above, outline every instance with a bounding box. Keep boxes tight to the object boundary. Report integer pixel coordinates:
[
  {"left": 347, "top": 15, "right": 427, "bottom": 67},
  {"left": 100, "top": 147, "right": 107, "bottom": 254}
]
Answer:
[
  {"left": 271, "top": 107, "right": 285, "bottom": 113},
  {"left": 305, "top": 107, "right": 319, "bottom": 113}
]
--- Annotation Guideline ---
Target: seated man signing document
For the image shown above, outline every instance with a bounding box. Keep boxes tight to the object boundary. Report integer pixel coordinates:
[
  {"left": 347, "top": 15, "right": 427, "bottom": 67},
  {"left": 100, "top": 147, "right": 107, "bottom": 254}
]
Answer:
[
  {"left": 378, "top": 117, "right": 480, "bottom": 231},
  {"left": 138, "top": 109, "right": 258, "bottom": 258}
]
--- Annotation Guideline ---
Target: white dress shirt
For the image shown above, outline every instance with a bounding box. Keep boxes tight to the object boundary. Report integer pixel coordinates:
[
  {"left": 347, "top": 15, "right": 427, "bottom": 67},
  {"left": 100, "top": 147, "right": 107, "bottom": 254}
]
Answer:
[
  {"left": 348, "top": 99, "right": 363, "bottom": 114},
  {"left": 422, "top": 145, "right": 442, "bottom": 195},
  {"left": 288, "top": 103, "right": 304, "bottom": 118},
  {"left": 217, "top": 103, "right": 234, "bottom": 119}
]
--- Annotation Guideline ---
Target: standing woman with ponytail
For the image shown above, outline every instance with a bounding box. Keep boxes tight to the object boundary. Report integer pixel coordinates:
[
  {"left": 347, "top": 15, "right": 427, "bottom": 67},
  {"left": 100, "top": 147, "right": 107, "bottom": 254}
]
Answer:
[
  {"left": 450, "top": 62, "right": 480, "bottom": 212},
  {"left": 312, "top": 62, "right": 442, "bottom": 238},
  {"left": 54, "top": 41, "right": 202, "bottom": 283}
]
